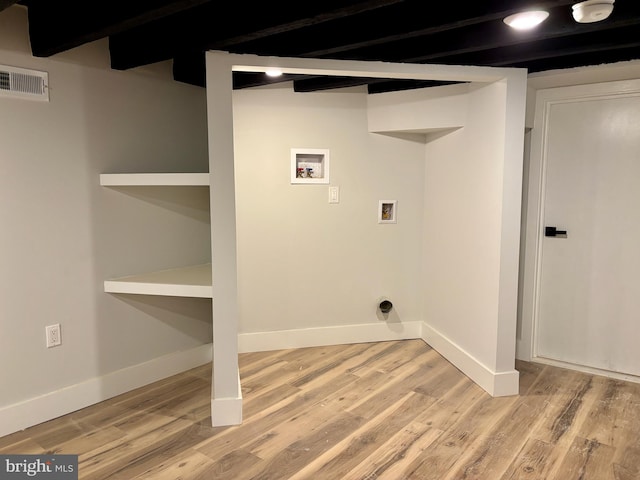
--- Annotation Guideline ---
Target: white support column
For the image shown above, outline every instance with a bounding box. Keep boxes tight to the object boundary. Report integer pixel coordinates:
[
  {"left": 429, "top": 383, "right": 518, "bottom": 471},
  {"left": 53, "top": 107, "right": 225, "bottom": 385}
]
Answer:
[
  {"left": 205, "top": 52, "right": 242, "bottom": 426},
  {"left": 495, "top": 71, "right": 528, "bottom": 394}
]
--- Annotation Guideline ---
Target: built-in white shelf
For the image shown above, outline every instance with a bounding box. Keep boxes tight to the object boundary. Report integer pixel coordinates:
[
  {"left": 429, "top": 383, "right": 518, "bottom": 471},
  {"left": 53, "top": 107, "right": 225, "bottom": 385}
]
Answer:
[
  {"left": 100, "top": 173, "right": 209, "bottom": 186},
  {"left": 104, "top": 264, "right": 212, "bottom": 298}
]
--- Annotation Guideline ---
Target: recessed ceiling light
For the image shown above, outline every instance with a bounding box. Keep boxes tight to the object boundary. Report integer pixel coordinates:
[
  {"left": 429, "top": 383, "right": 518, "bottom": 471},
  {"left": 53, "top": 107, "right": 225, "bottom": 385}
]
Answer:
[
  {"left": 265, "top": 69, "right": 283, "bottom": 77},
  {"left": 503, "top": 10, "right": 550, "bottom": 30}
]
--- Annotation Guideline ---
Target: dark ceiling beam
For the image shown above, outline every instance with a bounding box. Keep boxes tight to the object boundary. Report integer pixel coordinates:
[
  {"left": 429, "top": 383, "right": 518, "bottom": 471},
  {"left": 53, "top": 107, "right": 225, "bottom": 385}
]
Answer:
[
  {"left": 229, "top": 0, "right": 639, "bottom": 78},
  {"left": 35, "top": 0, "right": 633, "bottom": 93},
  {"left": 277, "top": 0, "right": 637, "bottom": 62},
  {"left": 294, "top": 76, "right": 374, "bottom": 92},
  {"left": 398, "top": 16, "right": 640, "bottom": 64},
  {"left": 280, "top": 0, "right": 577, "bottom": 58},
  {"left": 494, "top": 42, "right": 640, "bottom": 70},
  {"left": 0, "top": 0, "right": 19, "bottom": 12},
  {"left": 298, "top": 39, "right": 638, "bottom": 94},
  {"left": 292, "top": 36, "right": 640, "bottom": 92},
  {"left": 232, "top": 73, "right": 317, "bottom": 90},
  {"left": 186, "top": 10, "right": 640, "bottom": 92},
  {"left": 172, "top": 51, "right": 206, "bottom": 88},
  {"left": 172, "top": 15, "right": 640, "bottom": 91},
  {"left": 109, "top": 0, "right": 406, "bottom": 70},
  {"left": 367, "top": 80, "right": 460, "bottom": 94},
  {"left": 171, "top": 49, "right": 323, "bottom": 89},
  {"left": 24, "top": 0, "right": 211, "bottom": 57},
  {"left": 289, "top": 12, "right": 640, "bottom": 92},
  {"left": 523, "top": 46, "right": 640, "bottom": 73},
  {"left": 108, "top": 0, "right": 581, "bottom": 85},
  {"left": 254, "top": 31, "right": 640, "bottom": 93},
  {"left": 172, "top": 51, "right": 316, "bottom": 89},
  {"left": 291, "top": 76, "right": 455, "bottom": 93},
  {"left": 206, "top": 0, "right": 406, "bottom": 49},
  {"left": 445, "top": 28, "right": 640, "bottom": 69}
]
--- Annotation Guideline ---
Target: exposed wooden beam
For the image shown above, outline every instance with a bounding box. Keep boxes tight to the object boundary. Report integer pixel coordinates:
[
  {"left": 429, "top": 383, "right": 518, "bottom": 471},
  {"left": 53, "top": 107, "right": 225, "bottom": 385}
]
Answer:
[
  {"left": 396, "top": 16, "right": 640, "bottom": 65},
  {"left": 367, "top": 79, "right": 460, "bottom": 94},
  {"left": 172, "top": 51, "right": 315, "bottom": 90},
  {"left": 232, "top": 73, "right": 315, "bottom": 90},
  {"left": 441, "top": 25, "right": 640, "bottom": 68},
  {"left": 269, "top": 0, "right": 577, "bottom": 59},
  {"left": 172, "top": 20, "right": 640, "bottom": 93},
  {"left": 25, "top": 0, "right": 211, "bottom": 57},
  {"left": 506, "top": 44, "right": 640, "bottom": 73},
  {"left": 293, "top": 76, "right": 372, "bottom": 92},
  {"left": 17, "top": 0, "right": 640, "bottom": 94},
  {"left": 109, "top": 0, "right": 406, "bottom": 70},
  {"left": 172, "top": 51, "right": 206, "bottom": 88},
  {"left": 0, "top": 0, "right": 20, "bottom": 12},
  {"left": 207, "top": 0, "right": 406, "bottom": 49},
  {"left": 272, "top": 9, "right": 640, "bottom": 93},
  {"left": 291, "top": 76, "right": 455, "bottom": 93}
]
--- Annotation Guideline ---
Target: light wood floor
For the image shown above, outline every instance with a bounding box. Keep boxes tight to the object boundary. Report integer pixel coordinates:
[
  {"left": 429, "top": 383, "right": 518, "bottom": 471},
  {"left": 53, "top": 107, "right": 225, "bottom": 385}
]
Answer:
[{"left": 2, "top": 339, "right": 640, "bottom": 479}]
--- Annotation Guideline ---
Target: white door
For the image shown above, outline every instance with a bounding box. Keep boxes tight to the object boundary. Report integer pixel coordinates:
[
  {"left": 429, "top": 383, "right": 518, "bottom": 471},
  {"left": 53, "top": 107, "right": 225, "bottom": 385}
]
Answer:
[{"left": 534, "top": 86, "right": 640, "bottom": 376}]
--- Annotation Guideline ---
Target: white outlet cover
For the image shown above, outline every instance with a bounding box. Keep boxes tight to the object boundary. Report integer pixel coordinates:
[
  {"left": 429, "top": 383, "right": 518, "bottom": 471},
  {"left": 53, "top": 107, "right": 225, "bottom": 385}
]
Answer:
[
  {"left": 329, "top": 186, "right": 340, "bottom": 203},
  {"left": 46, "top": 324, "right": 61, "bottom": 348}
]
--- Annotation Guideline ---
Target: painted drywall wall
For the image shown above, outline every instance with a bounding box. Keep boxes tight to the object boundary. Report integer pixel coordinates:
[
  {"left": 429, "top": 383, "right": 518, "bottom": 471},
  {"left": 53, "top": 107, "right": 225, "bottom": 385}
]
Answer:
[
  {"left": 366, "top": 81, "right": 522, "bottom": 394},
  {"left": 232, "top": 83, "right": 426, "bottom": 347},
  {"left": 367, "top": 82, "right": 468, "bottom": 134},
  {"left": 0, "top": 6, "right": 211, "bottom": 428},
  {"left": 421, "top": 82, "right": 508, "bottom": 369}
]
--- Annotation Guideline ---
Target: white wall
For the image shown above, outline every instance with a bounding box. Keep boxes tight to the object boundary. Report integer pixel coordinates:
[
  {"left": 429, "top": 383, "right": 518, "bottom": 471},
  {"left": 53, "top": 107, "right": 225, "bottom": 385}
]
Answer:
[
  {"left": 421, "top": 83, "right": 506, "bottom": 369},
  {"left": 0, "top": 7, "right": 211, "bottom": 435},
  {"left": 232, "top": 83, "right": 426, "bottom": 349},
  {"left": 368, "top": 81, "right": 523, "bottom": 395}
]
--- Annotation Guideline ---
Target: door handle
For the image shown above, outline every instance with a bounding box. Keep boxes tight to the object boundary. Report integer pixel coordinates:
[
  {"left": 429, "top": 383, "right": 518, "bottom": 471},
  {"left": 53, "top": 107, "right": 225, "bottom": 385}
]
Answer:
[{"left": 545, "top": 226, "right": 568, "bottom": 238}]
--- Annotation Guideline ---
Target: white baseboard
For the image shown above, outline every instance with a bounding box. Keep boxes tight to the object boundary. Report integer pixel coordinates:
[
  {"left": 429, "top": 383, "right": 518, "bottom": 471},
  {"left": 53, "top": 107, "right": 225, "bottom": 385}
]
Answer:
[
  {"left": 211, "top": 371, "right": 243, "bottom": 426},
  {"left": 0, "top": 343, "right": 213, "bottom": 438},
  {"left": 532, "top": 355, "right": 640, "bottom": 385},
  {"left": 1, "top": 321, "right": 522, "bottom": 438},
  {"left": 421, "top": 322, "right": 519, "bottom": 397},
  {"left": 238, "top": 321, "right": 423, "bottom": 353},
  {"left": 211, "top": 396, "right": 243, "bottom": 426}
]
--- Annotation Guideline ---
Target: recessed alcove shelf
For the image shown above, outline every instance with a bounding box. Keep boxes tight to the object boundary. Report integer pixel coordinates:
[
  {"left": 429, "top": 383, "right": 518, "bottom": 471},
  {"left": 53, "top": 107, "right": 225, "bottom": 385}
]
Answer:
[
  {"left": 104, "top": 263, "right": 213, "bottom": 298},
  {"left": 101, "top": 171, "right": 212, "bottom": 299},
  {"left": 100, "top": 173, "right": 209, "bottom": 186}
]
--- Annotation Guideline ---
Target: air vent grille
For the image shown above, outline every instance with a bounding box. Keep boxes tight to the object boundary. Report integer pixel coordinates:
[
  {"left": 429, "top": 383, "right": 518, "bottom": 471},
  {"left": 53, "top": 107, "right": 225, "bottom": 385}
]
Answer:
[
  {"left": 0, "top": 72, "right": 9, "bottom": 90},
  {"left": 0, "top": 65, "right": 49, "bottom": 101}
]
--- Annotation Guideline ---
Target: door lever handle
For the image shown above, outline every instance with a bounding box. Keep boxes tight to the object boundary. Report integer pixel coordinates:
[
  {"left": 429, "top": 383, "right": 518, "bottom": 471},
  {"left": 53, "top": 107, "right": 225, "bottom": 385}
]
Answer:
[{"left": 545, "top": 226, "right": 568, "bottom": 238}]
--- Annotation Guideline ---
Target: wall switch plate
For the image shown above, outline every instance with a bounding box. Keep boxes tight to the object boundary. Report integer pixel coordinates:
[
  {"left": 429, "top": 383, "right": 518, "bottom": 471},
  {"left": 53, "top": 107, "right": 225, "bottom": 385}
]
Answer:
[
  {"left": 329, "top": 186, "right": 340, "bottom": 204},
  {"left": 46, "top": 324, "right": 61, "bottom": 348}
]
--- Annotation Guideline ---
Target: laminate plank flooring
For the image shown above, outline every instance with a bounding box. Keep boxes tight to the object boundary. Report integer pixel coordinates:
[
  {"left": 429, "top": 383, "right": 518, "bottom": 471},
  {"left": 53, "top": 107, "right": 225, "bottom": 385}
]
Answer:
[{"left": 2, "top": 339, "right": 640, "bottom": 479}]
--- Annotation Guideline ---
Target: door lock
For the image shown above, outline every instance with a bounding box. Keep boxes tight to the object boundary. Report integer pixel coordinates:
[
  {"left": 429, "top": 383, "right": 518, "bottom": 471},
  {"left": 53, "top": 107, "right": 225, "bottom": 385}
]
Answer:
[{"left": 545, "top": 226, "right": 568, "bottom": 238}]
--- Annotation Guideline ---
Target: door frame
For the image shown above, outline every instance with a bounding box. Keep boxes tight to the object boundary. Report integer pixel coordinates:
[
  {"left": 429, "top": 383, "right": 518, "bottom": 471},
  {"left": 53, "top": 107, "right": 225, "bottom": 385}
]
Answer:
[{"left": 518, "top": 78, "right": 640, "bottom": 382}]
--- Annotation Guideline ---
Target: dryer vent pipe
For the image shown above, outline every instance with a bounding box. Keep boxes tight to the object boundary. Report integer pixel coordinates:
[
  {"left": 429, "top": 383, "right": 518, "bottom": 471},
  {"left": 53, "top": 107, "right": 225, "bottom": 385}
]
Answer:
[{"left": 379, "top": 300, "right": 393, "bottom": 314}]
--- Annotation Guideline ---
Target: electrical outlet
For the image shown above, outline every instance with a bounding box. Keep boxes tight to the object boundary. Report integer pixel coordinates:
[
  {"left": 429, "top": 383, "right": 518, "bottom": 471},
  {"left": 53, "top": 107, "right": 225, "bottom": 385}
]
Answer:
[{"left": 46, "top": 324, "right": 61, "bottom": 348}]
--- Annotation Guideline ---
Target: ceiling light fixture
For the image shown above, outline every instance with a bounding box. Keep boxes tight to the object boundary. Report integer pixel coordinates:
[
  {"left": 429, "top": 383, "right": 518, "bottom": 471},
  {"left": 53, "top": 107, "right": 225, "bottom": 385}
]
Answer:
[
  {"left": 572, "top": 0, "right": 614, "bottom": 23},
  {"left": 503, "top": 10, "right": 550, "bottom": 30},
  {"left": 265, "top": 68, "right": 283, "bottom": 77}
]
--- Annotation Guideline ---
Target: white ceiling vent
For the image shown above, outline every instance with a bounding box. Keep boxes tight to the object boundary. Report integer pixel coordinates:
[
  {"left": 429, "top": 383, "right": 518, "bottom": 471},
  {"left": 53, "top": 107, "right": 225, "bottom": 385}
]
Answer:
[{"left": 0, "top": 65, "right": 49, "bottom": 101}]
